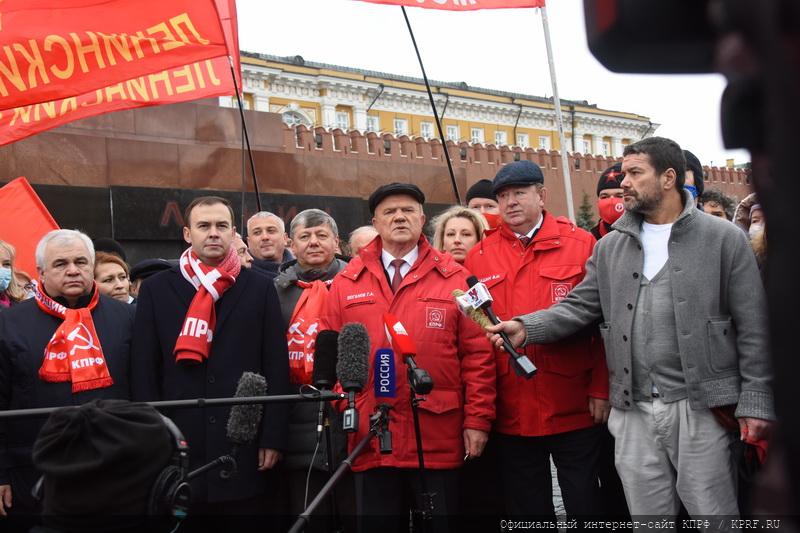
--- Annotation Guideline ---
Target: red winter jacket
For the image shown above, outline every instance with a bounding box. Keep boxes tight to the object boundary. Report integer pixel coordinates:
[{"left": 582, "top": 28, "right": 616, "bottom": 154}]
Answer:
[
  {"left": 464, "top": 212, "right": 608, "bottom": 437},
  {"left": 322, "top": 236, "right": 496, "bottom": 471}
]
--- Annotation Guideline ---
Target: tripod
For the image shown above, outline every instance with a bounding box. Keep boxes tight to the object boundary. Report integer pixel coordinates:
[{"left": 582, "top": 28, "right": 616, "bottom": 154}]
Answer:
[{"left": 289, "top": 404, "right": 393, "bottom": 533}]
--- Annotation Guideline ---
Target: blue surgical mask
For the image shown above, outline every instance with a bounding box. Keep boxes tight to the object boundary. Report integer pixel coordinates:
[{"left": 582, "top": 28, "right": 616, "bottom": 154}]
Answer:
[
  {"left": 684, "top": 185, "right": 699, "bottom": 199},
  {"left": 0, "top": 267, "right": 11, "bottom": 292}
]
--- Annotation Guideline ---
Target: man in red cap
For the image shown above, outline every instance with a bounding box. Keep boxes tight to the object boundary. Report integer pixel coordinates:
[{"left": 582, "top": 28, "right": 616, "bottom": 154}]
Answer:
[{"left": 591, "top": 162, "right": 626, "bottom": 240}]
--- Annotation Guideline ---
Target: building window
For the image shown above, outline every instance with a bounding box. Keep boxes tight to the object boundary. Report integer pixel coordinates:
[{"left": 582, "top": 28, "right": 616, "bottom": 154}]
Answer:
[
  {"left": 602, "top": 142, "right": 610, "bottom": 156},
  {"left": 582, "top": 139, "right": 592, "bottom": 154},
  {"left": 282, "top": 110, "right": 311, "bottom": 127},
  {"left": 420, "top": 121, "right": 433, "bottom": 139},
  {"left": 394, "top": 118, "right": 408, "bottom": 136},
  {"left": 242, "top": 93, "right": 254, "bottom": 110},
  {"left": 446, "top": 125, "right": 459, "bottom": 141},
  {"left": 470, "top": 127, "right": 484, "bottom": 144},
  {"left": 495, "top": 131, "right": 508, "bottom": 146},
  {"left": 366, "top": 116, "right": 380, "bottom": 132},
  {"left": 335, "top": 111, "right": 350, "bottom": 130},
  {"left": 538, "top": 136, "right": 551, "bottom": 150},
  {"left": 516, "top": 133, "right": 529, "bottom": 148}
]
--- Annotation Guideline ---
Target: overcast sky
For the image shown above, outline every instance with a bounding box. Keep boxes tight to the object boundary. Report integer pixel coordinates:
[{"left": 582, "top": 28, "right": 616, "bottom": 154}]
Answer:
[{"left": 236, "top": 0, "right": 748, "bottom": 167}]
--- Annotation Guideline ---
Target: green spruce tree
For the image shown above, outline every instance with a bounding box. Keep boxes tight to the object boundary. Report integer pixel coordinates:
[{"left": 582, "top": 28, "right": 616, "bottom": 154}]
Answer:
[{"left": 576, "top": 191, "right": 595, "bottom": 231}]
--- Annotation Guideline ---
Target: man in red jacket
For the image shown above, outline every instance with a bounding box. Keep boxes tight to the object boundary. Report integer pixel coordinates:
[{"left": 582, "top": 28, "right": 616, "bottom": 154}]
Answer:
[
  {"left": 323, "top": 183, "right": 495, "bottom": 532},
  {"left": 464, "top": 161, "right": 609, "bottom": 521}
]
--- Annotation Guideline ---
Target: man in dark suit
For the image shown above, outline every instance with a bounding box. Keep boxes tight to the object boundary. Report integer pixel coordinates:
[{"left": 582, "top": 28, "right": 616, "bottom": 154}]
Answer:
[
  {"left": 0, "top": 229, "right": 134, "bottom": 530},
  {"left": 131, "top": 196, "right": 289, "bottom": 529}
]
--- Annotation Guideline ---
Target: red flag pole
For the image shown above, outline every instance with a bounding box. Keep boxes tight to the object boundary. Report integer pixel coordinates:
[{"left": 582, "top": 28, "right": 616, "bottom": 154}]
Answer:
[{"left": 400, "top": 6, "right": 462, "bottom": 205}]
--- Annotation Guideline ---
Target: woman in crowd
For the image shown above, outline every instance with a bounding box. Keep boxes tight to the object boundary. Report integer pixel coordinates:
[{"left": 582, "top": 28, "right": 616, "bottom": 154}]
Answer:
[
  {"left": 431, "top": 206, "right": 488, "bottom": 264},
  {"left": 94, "top": 251, "right": 133, "bottom": 303},
  {"left": 0, "top": 239, "right": 27, "bottom": 311}
]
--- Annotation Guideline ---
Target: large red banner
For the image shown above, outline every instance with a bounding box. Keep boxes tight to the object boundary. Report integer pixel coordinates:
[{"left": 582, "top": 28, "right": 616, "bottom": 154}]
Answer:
[
  {"left": 0, "top": 56, "right": 235, "bottom": 146},
  {"left": 0, "top": 0, "right": 230, "bottom": 112},
  {"left": 353, "top": 0, "right": 544, "bottom": 10},
  {"left": 0, "top": 0, "right": 242, "bottom": 146},
  {"left": 0, "top": 177, "right": 59, "bottom": 278}
]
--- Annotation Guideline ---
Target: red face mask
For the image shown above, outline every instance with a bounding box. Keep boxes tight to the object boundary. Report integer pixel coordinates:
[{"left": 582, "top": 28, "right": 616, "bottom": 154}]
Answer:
[
  {"left": 598, "top": 197, "right": 625, "bottom": 225},
  {"left": 482, "top": 212, "right": 502, "bottom": 230}
]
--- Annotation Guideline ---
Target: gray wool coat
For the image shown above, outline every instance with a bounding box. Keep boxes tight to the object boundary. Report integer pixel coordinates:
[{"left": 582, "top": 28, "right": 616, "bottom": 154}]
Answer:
[{"left": 518, "top": 190, "right": 774, "bottom": 420}]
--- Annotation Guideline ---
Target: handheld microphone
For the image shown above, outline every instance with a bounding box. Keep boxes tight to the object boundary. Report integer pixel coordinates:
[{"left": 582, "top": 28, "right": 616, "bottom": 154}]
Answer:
[
  {"left": 453, "top": 289, "right": 492, "bottom": 329},
  {"left": 463, "top": 276, "right": 537, "bottom": 379},
  {"left": 383, "top": 313, "right": 434, "bottom": 395},
  {"left": 336, "top": 323, "right": 370, "bottom": 432}
]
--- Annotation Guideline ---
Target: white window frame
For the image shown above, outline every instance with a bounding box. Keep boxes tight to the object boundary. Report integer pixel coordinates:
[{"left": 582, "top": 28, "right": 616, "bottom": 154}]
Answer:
[
  {"left": 470, "top": 127, "right": 485, "bottom": 144},
  {"left": 335, "top": 111, "right": 350, "bottom": 130},
  {"left": 602, "top": 141, "right": 611, "bottom": 157},
  {"left": 538, "top": 135, "right": 551, "bottom": 150},
  {"left": 420, "top": 121, "right": 434, "bottom": 139},
  {"left": 446, "top": 125, "right": 459, "bottom": 141},
  {"left": 393, "top": 118, "right": 408, "bottom": 136},
  {"left": 495, "top": 131, "right": 508, "bottom": 146},
  {"left": 366, "top": 116, "right": 380, "bottom": 132},
  {"left": 516, "top": 133, "right": 529, "bottom": 148},
  {"left": 582, "top": 139, "right": 592, "bottom": 154}
]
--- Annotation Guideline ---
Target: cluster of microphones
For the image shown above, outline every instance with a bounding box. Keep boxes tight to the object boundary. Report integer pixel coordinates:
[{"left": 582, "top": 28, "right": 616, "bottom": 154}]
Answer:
[{"left": 2, "top": 277, "right": 534, "bottom": 528}]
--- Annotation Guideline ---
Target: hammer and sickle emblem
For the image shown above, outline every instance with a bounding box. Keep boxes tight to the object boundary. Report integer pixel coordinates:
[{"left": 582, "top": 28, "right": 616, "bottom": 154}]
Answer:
[{"left": 66, "top": 324, "right": 99, "bottom": 355}]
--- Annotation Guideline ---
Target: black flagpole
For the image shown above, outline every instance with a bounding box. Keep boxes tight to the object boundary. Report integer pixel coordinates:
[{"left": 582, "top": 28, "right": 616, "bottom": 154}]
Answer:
[
  {"left": 400, "top": 6, "right": 462, "bottom": 205},
  {"left": 229, "top": 57, "right": 263, "bottom": 212}
]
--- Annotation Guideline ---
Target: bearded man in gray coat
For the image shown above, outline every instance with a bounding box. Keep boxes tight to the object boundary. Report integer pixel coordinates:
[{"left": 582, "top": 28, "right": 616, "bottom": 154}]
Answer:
[{"left": 488, "top": 136, "right": 773, "bottom": 519}]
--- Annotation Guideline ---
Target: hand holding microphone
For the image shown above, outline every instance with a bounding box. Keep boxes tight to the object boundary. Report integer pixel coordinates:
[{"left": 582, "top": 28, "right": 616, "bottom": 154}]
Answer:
[
  {"left": 454, "top": 276, "right": 537, "bottom": 378},
  {"left": 484, "top": 321, "right": 527, "bottom": 352}
]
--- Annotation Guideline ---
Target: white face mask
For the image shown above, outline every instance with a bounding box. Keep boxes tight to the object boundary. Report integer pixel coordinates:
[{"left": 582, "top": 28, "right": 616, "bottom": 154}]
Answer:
[{"left": 749, "top": 223, "right": 764, "bottom": 239}]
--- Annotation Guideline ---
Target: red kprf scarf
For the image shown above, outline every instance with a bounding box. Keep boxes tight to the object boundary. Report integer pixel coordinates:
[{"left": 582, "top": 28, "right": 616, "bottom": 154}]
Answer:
[
  {"left": 174, "top": 246, "right": 241, "bottom": 364},
  {"left": 36, "top": 284, "right": 114, "bottom": 393},
  {"left": 287, "top": 279, "right": 332, "bottom": 385}
]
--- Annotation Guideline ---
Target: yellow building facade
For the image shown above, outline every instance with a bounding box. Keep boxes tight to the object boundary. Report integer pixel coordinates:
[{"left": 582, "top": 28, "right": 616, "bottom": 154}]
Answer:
[{"left": 229, "top": 52, "right": 656, "bottom": 157}]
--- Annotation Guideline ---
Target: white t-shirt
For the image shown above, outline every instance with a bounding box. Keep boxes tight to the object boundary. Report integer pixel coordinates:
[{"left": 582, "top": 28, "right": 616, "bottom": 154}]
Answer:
[{"left": 640, "top": 221, "right": 673, "bottom": 279}]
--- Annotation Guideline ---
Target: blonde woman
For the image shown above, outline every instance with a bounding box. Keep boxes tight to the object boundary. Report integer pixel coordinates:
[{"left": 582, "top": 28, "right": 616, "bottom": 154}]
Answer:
[
  {"left": 431, "top": 206, "right": 488, "bottom": 263},
  {"left": 0, "top": 240, "right": 27, "bottom": 310}
]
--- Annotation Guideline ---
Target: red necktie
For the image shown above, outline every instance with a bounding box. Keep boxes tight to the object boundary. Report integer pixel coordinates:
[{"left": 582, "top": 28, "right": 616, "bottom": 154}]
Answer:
[
  {"left": 390, "top": 258, "right": 405, "bottom": 293},
  {"left": 519, "top": 236, "right": 531, "bottom": 247}
]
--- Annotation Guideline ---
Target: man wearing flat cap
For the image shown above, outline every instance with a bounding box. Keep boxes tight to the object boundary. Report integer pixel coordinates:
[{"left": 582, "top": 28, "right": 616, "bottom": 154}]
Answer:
[
  {"left": 464, "top": 161, "right": 608, "bottom": 521},
  {"left": 322, "top": 182, "right": 496, "bottom": 532}
]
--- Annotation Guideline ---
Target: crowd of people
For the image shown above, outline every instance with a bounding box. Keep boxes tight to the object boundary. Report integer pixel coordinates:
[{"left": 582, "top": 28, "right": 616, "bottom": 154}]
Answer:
[{"left": 0, "top": 136, "right": 774, "bottom": 532}]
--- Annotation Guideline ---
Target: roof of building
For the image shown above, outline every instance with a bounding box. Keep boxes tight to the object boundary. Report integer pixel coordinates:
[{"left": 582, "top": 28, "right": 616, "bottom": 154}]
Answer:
[{"left": 240, "top": 51, "right": 650, "bottom": 122}]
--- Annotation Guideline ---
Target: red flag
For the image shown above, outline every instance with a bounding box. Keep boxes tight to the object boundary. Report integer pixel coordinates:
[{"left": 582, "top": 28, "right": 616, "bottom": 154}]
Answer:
[
  {"left": 353, "top": 0, "right": 544, "bottom": 10},
  {"left": 0, "top": 57, "right": 234, "bottom": 146},
  {"left": 0, "top": 177, "right": 59, "bottom": 277},
  {"left": 0, "top": 0, "right": 230, "bottom": 112},
  {"left": 215, "top": 0, "right": 242, "bottom": 92}
]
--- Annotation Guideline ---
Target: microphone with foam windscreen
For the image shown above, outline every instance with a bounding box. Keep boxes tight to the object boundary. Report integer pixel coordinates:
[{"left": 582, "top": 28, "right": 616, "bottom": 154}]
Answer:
[
  {"left": 188, "top": 372, "right": 267, "bottom": 480},
  {"left": 312, "top": 330, "right": 339, "bottom": 391},
  {"left": 336, "top": 323, "right": 370, "bottom": 433},
  {"left": 460, "top": 276, "right": 537, "bottom": 379}
]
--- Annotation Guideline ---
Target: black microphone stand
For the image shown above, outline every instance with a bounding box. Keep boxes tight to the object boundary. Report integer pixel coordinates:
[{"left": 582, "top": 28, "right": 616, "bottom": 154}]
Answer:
[
  {"left": 314, "top": 392, "right": 343, "bottom": 533},
  {"left": 404, "top": 355, "right": 435, "bottom": 530},
  {"left": 289, "top": 404, "right": 392, "bottom": 533}
]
